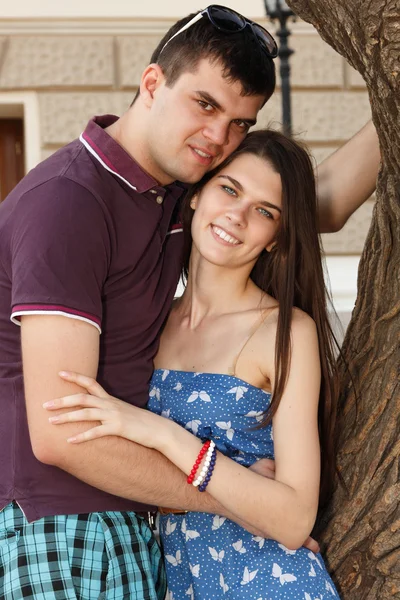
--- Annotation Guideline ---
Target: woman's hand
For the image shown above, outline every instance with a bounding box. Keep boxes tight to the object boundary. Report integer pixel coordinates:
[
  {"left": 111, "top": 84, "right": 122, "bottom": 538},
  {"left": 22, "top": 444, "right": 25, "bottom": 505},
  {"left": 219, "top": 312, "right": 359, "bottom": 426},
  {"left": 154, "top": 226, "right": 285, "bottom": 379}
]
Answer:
[
  {"left": 249, "top": 458, "right": 275, "bottom": 479},
  {"left": 43, "top": 371, "right": 167, "bottom": 449}
]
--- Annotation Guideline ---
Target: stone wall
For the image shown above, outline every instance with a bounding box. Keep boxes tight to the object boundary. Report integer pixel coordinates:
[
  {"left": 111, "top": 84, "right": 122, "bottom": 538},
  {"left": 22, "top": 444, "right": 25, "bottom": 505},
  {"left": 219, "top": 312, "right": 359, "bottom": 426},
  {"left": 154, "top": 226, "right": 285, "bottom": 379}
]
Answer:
[{"left": 0, "top": 18, "right": 374, "bottom": 254}]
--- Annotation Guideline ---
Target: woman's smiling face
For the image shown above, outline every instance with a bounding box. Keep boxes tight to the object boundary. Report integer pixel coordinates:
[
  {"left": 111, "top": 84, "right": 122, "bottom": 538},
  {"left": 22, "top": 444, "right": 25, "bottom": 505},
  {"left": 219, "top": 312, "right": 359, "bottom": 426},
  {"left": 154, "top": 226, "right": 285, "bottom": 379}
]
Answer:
[{"left": 190, "top": 153, "right": 283, "bottom": 271}]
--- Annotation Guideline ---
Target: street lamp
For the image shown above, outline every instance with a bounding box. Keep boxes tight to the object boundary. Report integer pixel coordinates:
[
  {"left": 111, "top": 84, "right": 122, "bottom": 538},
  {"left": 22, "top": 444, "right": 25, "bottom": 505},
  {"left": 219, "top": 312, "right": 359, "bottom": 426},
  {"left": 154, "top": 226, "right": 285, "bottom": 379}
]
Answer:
[{"left": 264, "top": 0, "right": 295, "bottom": 136}]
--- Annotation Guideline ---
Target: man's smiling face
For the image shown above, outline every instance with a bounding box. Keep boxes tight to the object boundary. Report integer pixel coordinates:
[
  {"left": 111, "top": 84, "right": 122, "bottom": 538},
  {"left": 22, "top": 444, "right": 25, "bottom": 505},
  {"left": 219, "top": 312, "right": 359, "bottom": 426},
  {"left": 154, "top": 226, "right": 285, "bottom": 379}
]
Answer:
[{"left": 142, "top": 58, "right": 265, "bottom": 185}]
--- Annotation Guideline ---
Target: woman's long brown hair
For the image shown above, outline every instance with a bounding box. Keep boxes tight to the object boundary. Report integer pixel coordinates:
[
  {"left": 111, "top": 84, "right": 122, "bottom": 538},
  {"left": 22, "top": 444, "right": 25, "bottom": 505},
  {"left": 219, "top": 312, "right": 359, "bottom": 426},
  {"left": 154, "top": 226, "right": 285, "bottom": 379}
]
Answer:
[{"left": 182, "top": 129, "right": 340, "bottom": 506}]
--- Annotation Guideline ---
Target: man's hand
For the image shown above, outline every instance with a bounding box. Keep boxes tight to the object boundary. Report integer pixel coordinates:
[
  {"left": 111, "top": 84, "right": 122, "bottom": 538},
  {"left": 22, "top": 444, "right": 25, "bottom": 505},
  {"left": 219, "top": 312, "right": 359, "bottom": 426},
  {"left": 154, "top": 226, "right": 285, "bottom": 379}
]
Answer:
[
  {"left": 303, "top": 536, "right": 320, "bottom": 554},
  {"left": 249, "top": 459, "right": 320, "bottom": 553}
]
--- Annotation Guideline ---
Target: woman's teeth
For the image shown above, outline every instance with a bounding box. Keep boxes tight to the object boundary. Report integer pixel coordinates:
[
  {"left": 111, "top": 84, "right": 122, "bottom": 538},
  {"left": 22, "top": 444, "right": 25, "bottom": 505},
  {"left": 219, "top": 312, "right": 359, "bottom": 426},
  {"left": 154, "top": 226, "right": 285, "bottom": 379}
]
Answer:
[{"left": 212, "top": 226, "right": 240, "bottom": 245}]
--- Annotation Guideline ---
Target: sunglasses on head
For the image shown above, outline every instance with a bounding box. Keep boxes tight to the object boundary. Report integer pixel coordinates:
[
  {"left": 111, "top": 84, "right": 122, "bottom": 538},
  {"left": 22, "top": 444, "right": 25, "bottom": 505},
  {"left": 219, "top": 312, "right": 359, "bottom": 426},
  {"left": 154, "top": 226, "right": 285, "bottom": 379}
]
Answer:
[{"left": 158, "top": 4, "right": 278, "bottom": 59}]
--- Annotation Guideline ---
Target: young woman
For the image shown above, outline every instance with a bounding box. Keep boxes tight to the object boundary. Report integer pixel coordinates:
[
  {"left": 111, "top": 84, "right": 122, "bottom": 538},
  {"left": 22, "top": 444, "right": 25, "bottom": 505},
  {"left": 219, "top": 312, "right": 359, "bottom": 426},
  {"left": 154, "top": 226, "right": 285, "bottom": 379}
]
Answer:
[{"left": 46, "top": 130, "right": 340, "bottom": 599}]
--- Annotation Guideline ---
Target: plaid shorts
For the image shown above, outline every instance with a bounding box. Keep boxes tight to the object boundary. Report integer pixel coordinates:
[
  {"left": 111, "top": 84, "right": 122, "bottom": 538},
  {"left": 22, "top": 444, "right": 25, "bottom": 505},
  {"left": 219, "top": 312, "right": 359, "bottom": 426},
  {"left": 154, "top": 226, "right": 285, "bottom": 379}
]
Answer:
[{"left": 0, "top": 502, "right": 166, "bottom": 600}]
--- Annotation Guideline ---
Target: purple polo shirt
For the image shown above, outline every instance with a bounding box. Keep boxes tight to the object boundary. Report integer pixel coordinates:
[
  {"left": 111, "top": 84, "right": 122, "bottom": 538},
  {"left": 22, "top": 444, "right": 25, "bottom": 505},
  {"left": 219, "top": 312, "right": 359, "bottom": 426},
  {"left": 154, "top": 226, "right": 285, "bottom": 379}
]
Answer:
[{"left": 0, "top": 115, "right": 185, "bottom": 522}]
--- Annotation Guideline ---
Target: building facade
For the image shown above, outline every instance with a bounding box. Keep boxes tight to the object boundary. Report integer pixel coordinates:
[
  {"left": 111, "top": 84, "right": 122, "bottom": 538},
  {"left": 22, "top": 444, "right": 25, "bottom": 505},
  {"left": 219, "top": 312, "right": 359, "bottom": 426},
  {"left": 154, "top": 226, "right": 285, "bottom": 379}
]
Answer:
[{"left": 0, "top": 1, "right": 375, "bottom": 322}]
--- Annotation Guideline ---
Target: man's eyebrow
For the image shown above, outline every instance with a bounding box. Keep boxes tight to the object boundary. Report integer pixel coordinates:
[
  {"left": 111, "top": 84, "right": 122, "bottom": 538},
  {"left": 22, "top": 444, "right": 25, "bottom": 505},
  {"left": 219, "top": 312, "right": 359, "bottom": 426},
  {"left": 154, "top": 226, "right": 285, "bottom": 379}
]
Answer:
[
  {"left": 195, "top": 91, "right": 257, "bottom": 126},
  {"left": 217, "top": 175, "right": 282, "bottom": 214},
  {"left": 196, "top": 91, "right": 223, "bottom": 111}
]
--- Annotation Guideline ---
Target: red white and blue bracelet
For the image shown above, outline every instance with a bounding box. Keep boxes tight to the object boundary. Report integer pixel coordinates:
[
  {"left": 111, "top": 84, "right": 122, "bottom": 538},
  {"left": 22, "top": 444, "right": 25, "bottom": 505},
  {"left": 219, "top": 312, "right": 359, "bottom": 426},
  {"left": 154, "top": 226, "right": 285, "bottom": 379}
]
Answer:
[
  {"left": 198, "top": 444, "right": 217, "bottom": 492},
  {"left": 187, "top": 440, "right": 217, "bottom": 492}
]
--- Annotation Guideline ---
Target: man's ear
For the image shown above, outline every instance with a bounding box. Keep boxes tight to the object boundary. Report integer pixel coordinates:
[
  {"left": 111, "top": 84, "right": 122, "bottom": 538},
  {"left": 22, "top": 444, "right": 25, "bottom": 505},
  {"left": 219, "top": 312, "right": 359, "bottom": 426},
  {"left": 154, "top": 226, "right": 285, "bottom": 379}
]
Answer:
[
  {"left": 190, "top": 194, "right": 198, "bottom": 210},
  {"left": 139, "top": 63, "right": 165, "bottom": 107}
]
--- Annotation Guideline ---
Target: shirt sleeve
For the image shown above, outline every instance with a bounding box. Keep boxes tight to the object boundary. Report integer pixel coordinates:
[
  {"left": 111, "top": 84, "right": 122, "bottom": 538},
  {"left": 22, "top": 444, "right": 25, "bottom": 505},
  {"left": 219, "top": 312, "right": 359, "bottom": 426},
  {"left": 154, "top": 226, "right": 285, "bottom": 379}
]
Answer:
[{"left": 10, "top": 176, "right": 110, "bottom": 332}]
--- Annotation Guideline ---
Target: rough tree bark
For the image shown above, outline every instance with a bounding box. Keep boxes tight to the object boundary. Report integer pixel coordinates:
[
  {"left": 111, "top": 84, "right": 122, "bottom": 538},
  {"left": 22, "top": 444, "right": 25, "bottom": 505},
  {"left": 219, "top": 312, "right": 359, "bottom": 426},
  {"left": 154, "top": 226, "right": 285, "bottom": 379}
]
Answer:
[{"left": 286, "top": 1, "right": 400, "bottom": 598}]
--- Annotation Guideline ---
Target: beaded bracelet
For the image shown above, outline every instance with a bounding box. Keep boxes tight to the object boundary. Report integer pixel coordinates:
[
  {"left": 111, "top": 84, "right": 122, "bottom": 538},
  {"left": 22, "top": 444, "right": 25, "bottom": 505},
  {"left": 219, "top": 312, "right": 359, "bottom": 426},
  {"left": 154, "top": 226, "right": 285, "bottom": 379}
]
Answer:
[
  {"left": 198, "top": 446, "right": 217, "bottom": 492},
  {"left": 193, "top": 440, "right": 216, "bottom": 488},
  {"left": 187, "top": 440, "right": 211, "bottom": 484}
]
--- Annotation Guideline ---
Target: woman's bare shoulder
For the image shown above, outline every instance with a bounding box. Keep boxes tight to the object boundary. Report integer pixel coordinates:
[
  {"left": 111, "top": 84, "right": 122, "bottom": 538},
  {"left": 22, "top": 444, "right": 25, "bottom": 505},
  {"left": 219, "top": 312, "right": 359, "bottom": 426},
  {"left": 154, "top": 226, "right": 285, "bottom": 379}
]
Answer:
[
  {"left": 291, "top": 307, "right": 318, "bottom": 338},
  {"left": 252, "top": 305, "right": 317, "bottom": 361},
  {"left": 258, "top": 303, "right": 316, "bottom": 332}
]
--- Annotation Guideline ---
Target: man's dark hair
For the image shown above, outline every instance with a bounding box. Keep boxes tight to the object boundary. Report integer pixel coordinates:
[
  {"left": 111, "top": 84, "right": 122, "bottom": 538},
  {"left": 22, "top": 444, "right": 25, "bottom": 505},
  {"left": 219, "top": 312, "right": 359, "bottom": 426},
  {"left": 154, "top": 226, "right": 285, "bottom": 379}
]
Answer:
[{"left": 149, "top": 11, "right": 276, "bottom": 103}]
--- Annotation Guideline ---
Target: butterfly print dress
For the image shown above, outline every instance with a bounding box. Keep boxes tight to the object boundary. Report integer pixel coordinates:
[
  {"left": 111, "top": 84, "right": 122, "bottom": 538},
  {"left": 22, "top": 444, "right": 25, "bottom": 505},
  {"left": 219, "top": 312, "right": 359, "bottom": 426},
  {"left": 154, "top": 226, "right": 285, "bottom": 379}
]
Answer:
[{"left": 148, "top": 369, "right": 340, "bottom": 600}]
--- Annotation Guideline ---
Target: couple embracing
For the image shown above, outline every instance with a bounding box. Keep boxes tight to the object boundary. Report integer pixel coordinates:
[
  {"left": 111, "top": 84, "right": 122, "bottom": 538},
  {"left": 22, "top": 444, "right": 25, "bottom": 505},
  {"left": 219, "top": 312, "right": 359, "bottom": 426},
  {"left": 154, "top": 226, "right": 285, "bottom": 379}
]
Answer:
[{"left": 0, "top": 5, "right": 379, "bottom": 600}]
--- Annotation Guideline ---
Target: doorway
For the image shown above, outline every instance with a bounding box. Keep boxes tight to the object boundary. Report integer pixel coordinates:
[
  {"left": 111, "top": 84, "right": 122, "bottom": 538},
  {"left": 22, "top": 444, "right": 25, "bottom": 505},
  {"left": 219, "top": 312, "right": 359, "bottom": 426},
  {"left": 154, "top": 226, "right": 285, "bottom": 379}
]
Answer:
[{"left": 0, "top": 119, "right": 24, "bottom": 201}]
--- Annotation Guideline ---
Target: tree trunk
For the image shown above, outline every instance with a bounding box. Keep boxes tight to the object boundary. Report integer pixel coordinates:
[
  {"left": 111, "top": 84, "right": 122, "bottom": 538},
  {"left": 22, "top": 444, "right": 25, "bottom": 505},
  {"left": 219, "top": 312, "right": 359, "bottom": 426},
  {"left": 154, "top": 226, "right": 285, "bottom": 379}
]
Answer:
[{"left": 285, "top": 1, "right": 400, "bottom": 597}]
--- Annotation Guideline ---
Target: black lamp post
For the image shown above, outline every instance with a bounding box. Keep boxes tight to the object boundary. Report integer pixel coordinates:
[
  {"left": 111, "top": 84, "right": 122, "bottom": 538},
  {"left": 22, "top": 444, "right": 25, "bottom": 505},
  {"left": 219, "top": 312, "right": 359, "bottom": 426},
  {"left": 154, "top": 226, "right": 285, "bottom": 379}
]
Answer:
[{"left": 264, "top": 0, "right": 295, "bottom": 136}]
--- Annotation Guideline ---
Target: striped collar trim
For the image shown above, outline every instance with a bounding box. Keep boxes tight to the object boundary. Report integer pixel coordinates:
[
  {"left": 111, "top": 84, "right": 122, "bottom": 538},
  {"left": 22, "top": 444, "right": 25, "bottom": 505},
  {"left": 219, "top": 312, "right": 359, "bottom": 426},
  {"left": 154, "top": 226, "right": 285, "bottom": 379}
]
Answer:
[{"left": 79, "top": 132, "right": 138, "bottom": 192}]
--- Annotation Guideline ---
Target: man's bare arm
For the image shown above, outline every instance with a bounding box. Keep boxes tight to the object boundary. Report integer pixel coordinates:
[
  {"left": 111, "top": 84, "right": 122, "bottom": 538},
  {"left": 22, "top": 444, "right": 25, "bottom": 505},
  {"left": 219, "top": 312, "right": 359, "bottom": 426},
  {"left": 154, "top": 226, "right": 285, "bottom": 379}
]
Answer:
[
  {"left": 23, "top": 315, "right": 319, "bottom": 546},
  {"left": 21, "top": 315, "right": 222, "bottom": 512},
  {"left": 316, "top": 120, "right": 380, "bottom": 233}
]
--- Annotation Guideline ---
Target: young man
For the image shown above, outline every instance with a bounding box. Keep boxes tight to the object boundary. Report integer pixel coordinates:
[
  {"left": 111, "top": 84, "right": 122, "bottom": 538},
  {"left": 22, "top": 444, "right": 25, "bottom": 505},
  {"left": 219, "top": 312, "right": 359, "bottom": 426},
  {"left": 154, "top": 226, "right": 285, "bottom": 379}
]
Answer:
[{"left": 0, "top": 6, "right": 380, "bottom": 600}]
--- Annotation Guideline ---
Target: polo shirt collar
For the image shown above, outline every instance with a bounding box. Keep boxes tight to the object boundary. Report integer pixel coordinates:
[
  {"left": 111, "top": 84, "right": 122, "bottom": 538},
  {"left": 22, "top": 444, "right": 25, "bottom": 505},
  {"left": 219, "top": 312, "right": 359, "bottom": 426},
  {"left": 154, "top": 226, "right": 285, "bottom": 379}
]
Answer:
[{"left": 80, "top": 115, "right": 186, "bottom": 198}]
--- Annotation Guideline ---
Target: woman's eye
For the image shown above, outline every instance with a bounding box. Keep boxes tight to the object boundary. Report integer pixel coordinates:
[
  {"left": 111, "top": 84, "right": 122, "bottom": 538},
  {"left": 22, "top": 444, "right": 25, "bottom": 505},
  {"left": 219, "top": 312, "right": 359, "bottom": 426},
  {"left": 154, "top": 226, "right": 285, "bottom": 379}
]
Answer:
[
  {"left": 222, "top": 185, "right": 237, "bottom": 196},
  {"left": 257, "top": 207, "right": 273, "bottom": 219}
]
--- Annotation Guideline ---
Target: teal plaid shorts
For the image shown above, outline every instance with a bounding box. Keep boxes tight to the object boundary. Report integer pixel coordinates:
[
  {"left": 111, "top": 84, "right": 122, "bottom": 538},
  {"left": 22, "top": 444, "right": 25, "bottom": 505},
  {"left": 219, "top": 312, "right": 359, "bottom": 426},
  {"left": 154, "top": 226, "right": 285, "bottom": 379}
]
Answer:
[{"left": 0, "top": 502, "right": 166, "bottom": 600}]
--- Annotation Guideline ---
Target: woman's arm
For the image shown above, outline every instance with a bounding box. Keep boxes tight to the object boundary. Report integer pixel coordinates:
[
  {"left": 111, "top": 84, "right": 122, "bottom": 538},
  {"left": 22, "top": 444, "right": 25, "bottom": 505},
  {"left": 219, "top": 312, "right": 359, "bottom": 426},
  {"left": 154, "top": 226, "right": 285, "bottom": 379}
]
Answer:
[{"left": 157, "top": 315, "right": 321, "bottom": 550}]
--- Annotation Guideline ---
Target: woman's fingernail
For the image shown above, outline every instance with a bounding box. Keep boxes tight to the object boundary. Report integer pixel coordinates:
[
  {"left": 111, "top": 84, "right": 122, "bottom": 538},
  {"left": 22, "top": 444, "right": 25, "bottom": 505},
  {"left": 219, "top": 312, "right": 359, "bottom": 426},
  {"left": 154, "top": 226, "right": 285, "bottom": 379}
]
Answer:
[
  {"left": 43, "top": 401, "right": 55, "bottom": 408},
  {"left": 67, "top": 436, "right": 77, "bottom": 443},
  {"left": 48, "top": 416, "right": 59, "bottom": 423},
  {"left": 59, "top": 371, "right": 70, "bottom": 377}
]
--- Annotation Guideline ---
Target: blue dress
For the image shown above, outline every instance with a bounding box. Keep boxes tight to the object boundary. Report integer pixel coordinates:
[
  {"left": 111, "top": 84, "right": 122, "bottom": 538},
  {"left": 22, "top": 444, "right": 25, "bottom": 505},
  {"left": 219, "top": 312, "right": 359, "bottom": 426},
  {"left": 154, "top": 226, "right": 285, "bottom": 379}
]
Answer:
[{"left": 148, "top": 369, "right": 340, "bottom": 600}]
